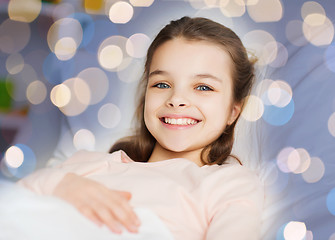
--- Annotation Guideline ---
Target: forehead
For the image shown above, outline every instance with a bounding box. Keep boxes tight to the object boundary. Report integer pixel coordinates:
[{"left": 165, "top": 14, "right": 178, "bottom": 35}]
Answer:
[{"left": 149, "top": 38, "right": 233, "bottom": 82}]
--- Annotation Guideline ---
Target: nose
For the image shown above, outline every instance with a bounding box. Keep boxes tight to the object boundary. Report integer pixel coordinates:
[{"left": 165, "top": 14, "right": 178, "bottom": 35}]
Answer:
[{"left": 166, "top": 90, "right": 189, "bottom": 108}]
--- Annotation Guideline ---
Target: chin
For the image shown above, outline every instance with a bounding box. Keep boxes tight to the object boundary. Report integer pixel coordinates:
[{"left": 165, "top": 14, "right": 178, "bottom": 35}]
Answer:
[{"left": 159, "top": 141, "right": 190, "bottom": 153}]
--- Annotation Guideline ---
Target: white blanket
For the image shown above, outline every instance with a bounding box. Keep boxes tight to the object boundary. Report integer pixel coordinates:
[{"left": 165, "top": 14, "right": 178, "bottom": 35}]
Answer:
[{"left": 0, "top": 181, "right": 174, "bottom": 240}]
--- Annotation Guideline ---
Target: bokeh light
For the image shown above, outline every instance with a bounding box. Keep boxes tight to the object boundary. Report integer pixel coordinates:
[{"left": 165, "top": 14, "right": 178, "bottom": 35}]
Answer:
[
  {"left": 56, "top": 77, "right": 91, "bottom": 116},
  {"left": 286, "top": 20, "right": 308, "bottom": 46},
  {"left": 328, "top": 112, "right": 335, "bottom": 137},
  {"left": 129, "top": 0, "right": 154, "bottom": 7},
  {"left": 99, "top": 45, "right": 123, "bottom": 69},
  {"left": 98, "top": 35, "right": 131, "bottom": 71},
  {"left": 117, "top": 58, "right": 143, "bottom": 83},
  {"left": 305, "top": 230, "right": 313, "bottom": 240},
  {"left": 108, "top": 1, "right": 134, "bottom": 24},
  {"left": 0, "top": 19, "right": 31, "bottom": 54},
  {"left": 98, "top": 103, "right": 122, "bottom": 129},
  {"left": 303, "top": 13, "right": 326, "bottom": 27},
  {"left": 256, "top": 79, "right": 274, "bottom": 97},
  {"left": 247, "top": 0, "right": 283, "bottom": 22},
  {"left": 50, "top": 84, "right": 71, "bottom": 108},
  {"left": 6, "top": 63, "right": 38, "bottom": 102},
  {"left": 262, "top": 95, "right": 294, "bottom": 126},
  {"left": 290, "top": 148, "right": 311, "bottom": 174},
  {"left": 6, "top": 53, "right": 25, "bottom": 75},
  {"left": 300, "top": 0, "right": 334, "bottom": 46},
  {"left": 126, "top": 33, "right": 151, "bottom": 58},
  {"left": 301, "top": 157, "right": 325, "bottom": 183},
  {"left": 241, "top": 95, "right": 264, "bottom": 122},
  {"left": 276, "top": 147, "right": 295, "bottom": 173},
  {"left": 26, "top": 80, "right": 47, "bottom": 105},
  {"left": 5, "top": 145, "right": 24, "bottom": 168},
  {"left": 243, "top": 30, "right": 277, "bottom": 66},
  {"left": 77, "top": 67, "right": 109, "bottom": 105},
  {"left": 54, "top": 37, "right": 78, "bottom": 61},
  {"left": 267, "top": 80, "right": 292, "bottom": 108},
  {"left": 204, "top": 0, "right": 220, "bottom": 8},
  {"left": 55, "top": 37, "right": 77, "bottom": 61},
  {"left": 187, "top": 0, "right": 208, "bottom": 10},
  {"left": 220, "top": 0, "right": 246, "bottom": 18},
  {"left": 4, "top": 144, "right": 37, "bottom": 179},
  {"left": 269, "top": 42, "right": 288, "bottom": 68},
  {"left": 283, "top": 221, "right": 307, "bottom": 240},
  {"left": 8, "top": 0, "right": 42, "bottom": 23},
  {"left": 84, "top": 0, "right": 104, "bottom": 14},
  {"left": 303, "top": 15, "right": 334, "bottom": 46},
  {"left": 73, "top": 129, "right": 96, "bottom": 151},
  {"left": 326, "top": 188, "right": 335, "bottom": 216},
  {"left": 301, "top": 1, "right": 326, "bottom": 26},
  {"left": 47, "top": 18, "right": 83, "bottom": 55}
]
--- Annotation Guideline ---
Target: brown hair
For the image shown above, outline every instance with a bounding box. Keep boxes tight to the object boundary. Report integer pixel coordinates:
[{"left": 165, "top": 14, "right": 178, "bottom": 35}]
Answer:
[{"left": 110, "top": 16, "right": 256, "bottom": 165}]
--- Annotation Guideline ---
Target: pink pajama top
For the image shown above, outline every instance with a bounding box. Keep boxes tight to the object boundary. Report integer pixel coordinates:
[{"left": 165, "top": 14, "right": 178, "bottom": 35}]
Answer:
[{"left": 18, "top": 150, "right": 264, "bottom": 240}]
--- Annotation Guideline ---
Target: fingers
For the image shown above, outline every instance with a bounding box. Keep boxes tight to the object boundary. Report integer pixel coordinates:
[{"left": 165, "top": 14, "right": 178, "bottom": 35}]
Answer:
[
  {"left": 95, "top": 190, "right": 141, "bottom": 233},
  {"left": 117, "top": 191, "right": 132, "bottom": 201},
  {"left": 54, "top": 174, "right": 141, "bottom": 234},
  {"left": 79, "top": 206, "right": 103, "bottom": 227}
]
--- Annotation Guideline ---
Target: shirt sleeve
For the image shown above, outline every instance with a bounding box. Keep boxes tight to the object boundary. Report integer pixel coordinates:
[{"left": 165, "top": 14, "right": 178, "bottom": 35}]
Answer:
[
  {"left": 17, "top": 150, "right": 118, "bottom": 195},
  {"left": 205, "top": 165, "right": 264, "bottom": 240}
]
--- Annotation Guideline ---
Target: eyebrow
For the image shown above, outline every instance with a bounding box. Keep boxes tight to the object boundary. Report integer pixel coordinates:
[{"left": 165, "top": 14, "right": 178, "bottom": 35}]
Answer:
[
  {"left": 195, "top": 73, "right": 223, "bottom": 83},
  {"left": 148, "top": 70, "right": 169, "bottom": 78},
  {"left": 148, "top": 70, "right": 223, "bottom": 83}
]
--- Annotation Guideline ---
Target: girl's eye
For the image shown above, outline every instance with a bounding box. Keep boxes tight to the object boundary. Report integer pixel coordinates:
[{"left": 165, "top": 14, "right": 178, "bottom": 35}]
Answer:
[
  {"left": 196, "top": 85, "right": 213, "bottom": 91},
  {"left": 153, "top": 83, "right": 170, "bottom": 89}
]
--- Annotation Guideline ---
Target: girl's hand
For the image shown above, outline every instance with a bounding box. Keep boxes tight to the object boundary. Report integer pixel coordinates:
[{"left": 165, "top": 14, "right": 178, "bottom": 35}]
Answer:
[{"left": 53, "top": 173, "right": 141, "bottom": 234}]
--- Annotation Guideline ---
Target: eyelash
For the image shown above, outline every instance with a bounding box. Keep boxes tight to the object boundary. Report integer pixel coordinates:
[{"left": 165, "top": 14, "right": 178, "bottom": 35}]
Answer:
[
  {"left": 152, "top": 82, "right": 214, "bottom": 92},
  {"left": 153, "top": 82, "right": 170, "bottom": 89},
  {"left": 196, "top": 85, "right": 214, "bottom": 91}
]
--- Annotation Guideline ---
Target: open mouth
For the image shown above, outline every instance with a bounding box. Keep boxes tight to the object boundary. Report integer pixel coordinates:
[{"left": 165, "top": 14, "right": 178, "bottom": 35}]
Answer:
[{"left": 160, "top": 117, "right": 201, "bottom": 126}]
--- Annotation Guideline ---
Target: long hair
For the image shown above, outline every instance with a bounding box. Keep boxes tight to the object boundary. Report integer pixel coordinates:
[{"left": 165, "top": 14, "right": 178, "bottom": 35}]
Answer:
[{"left": 110, "top": 16, "right": 256, "bottom": 165}]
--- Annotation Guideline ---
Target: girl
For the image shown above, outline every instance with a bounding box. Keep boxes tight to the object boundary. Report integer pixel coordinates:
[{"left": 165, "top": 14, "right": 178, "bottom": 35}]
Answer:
[{"left": 18, "top": 16, "right": 263, "bottom": 239}]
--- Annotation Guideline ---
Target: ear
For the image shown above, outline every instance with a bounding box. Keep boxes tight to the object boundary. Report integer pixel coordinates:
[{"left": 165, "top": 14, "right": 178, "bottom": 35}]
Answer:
[{"left": 227, "top": 103, "right": 241, "bottom": 125}]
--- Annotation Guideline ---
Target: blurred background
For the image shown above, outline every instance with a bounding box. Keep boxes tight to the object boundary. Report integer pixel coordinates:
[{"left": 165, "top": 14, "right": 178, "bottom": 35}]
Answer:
[{"left": 0, "top": 0, "right": 335, "bottom": 239}]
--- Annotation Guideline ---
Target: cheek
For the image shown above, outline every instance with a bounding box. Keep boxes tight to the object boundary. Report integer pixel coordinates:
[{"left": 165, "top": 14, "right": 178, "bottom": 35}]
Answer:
[
  {"left": 203, "top": 98, "right": 231, "bottom": 125},
  {"left": 143, "top": 92, "right": 157, "bottom": 126}
]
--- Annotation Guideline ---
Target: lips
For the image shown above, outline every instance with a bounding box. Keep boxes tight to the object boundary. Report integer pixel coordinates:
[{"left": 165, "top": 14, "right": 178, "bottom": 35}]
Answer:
[{"left": 160, "top": 117, "right": 200, "bottom": 126}]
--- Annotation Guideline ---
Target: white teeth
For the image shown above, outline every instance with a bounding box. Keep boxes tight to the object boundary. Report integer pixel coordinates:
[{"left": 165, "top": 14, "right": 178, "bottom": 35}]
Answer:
[{"left": 163, "top": 117, "right": 198, "bottom": 125}]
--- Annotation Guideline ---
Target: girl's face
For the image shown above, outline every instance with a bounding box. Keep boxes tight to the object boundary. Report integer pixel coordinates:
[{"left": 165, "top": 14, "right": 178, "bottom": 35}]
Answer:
[{"left": 144, "top": 38, "right": 241, "bottom": 158}]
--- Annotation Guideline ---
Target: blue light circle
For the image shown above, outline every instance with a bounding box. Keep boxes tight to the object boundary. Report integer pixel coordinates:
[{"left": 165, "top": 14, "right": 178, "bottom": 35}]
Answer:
[
  {"left": 69, "top": 13, "right": 95, "bottom": 48},
  {"left": 327, "top": 188, "right": 335, "bottom": 216},
  {"left": 262, "top": 98, "right": 295, "bottom": 126}
]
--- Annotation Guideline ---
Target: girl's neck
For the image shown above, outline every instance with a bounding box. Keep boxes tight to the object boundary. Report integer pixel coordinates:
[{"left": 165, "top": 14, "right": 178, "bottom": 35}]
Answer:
[{"left": 148, "top": 143, "right": 204, "bottom": 166}]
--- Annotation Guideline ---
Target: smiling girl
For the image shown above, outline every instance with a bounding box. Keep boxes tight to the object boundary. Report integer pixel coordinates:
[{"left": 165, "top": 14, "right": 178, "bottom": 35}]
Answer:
[{"left": 19, "top": 17, "right": 263, "bottom": 239}]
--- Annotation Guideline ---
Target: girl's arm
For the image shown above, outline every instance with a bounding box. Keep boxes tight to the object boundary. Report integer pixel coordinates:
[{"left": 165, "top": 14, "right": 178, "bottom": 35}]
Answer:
[{"left": 17, "top": 150, "right": 141, "bottom": 234}]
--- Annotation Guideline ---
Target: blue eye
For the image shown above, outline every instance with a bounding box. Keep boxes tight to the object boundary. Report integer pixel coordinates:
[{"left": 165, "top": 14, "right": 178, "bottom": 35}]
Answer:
[
  {"left": 154, "top": 83, "right": 170, "bottom": 89},
  {"left": 196, "top": 85, "right": 213, "bottom": 91}
]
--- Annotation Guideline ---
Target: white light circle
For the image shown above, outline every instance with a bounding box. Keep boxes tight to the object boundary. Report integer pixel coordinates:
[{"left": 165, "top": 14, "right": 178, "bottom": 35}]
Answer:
[
  {"left": 73, "top": 129, "right": 96, "bottom": 151},
  {"left": 241, "top": 95, "right": 264, "bottom": 122},
  {"left": 109, "top": 1, "right": 134, "bottom": 24},
  {"left": 98, "top": 103, "right": 122, "bottom": 129},
  {"left": 5, "top": 146, "right": 24, "bottom": 168}
]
